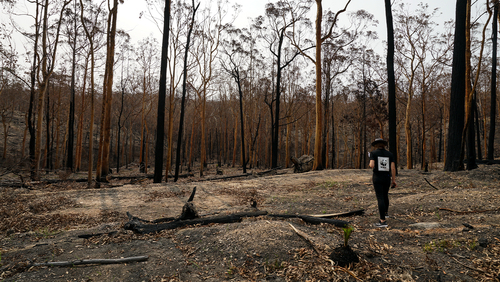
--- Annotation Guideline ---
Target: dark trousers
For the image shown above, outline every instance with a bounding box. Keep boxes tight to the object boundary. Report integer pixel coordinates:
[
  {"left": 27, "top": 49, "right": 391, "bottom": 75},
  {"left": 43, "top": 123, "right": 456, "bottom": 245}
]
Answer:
[{"left": 373, "top": 174, "right": 391, "bottom": 221}]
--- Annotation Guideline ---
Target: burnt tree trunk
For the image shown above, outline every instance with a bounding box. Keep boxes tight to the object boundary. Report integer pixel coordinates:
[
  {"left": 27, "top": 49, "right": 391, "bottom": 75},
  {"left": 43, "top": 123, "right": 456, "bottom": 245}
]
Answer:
[
  {"left": 444, "top": 0, "right": 467, "bottom": 171},
  {"left": 153, "top": 0, "right": 171, "bottom": 183},
  {"left": 175, "top": 0, "right": 199, "bottom": 182}
]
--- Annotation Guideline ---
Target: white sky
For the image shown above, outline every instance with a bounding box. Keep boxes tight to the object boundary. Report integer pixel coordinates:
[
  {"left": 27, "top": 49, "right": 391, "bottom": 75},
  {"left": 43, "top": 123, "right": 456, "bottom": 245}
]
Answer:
[
  {"left": 1, "top": 0, "right": 458, "bottom": 68},
  {"left": 117, "top": 0, "right": 457, "bottom": 54}
]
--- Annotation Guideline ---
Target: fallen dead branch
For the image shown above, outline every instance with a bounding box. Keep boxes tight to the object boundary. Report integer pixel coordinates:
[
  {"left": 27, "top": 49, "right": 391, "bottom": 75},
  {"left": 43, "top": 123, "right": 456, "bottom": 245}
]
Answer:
[
  {"left": 438, "top": 207, "right": 500, "bottom": 214},
  {"left": 424, "top": 178, "right": 439, "bottom": 190},
  {"left": 448, "top": 255, "right": 492, "bottom": 277},
  {"left": 269, "top": 214, "right": 349, "bottom": 228},
  {"left": 288, "top": 223, "right": 322, "bottom": 255},
  {"left": 201, "top": 173, "right": 252, "bottom": 181},
  {"left": 309, "top": 209, "right": 364, "bottom": 218},
  {"left": 30, "top": 256, "right": 149, "bottom": 267},
  {"left": 288, "top": 223, "right": 361, "bottom": 281}
]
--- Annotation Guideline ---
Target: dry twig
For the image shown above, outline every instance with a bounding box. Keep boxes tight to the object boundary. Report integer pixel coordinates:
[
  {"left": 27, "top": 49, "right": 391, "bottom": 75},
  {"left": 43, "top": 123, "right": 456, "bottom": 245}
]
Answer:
[
  {"left": 423, "top": 178, "right": 439, "bottom": 190},
  {"left": 438, "top": 207, "right": 500, "bottom": 214},
  {"left": 448, "top": 255, "right": 492, "bottom": 277}
]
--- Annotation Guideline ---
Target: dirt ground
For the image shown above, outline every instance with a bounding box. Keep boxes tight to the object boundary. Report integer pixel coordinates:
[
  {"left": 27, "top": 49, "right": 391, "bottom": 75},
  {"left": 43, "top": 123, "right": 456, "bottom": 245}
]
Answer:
[{"left": 1, "top": 163, "right": 500, "bottom": 281}]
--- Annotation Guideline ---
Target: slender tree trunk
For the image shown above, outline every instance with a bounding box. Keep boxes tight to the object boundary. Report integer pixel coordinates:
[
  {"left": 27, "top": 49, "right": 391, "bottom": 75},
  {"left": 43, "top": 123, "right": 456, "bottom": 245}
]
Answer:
[
  {"left": 140, "top": 76, "right": 146, "bottom": 166},
  {"left": 75, "top": 55, "right": 89, "bottom": 171},
  {"left": 200, "top": 95, "right": 206, "bottom": 176},
  {"left": 28, "top": 0, "right": 70, "bottom": 173},
  {"left": 474, "top": 93, "right": 482, "bottom": 160},
  {"left": 397, "top": 122, "right": 401, "bottom": 164},
  {"left": 34, "top": 0, "right": 59, "bottom": 179},
  {"left": 28, "top": 1, "right": 41, "bottom": 180},
  {"left": 44, "top": 85, "right": 50, "bottom": 170},
  {"left": 488, "top": 1, "right": 498, "bottom": 160},
  {"left": 66, "top": 4, "right": 78, "bottom": 173},
  {"left": 421, "top": 86, "right": 426, "bottom": 170},
  {"left": 385, "top": 0, "right": 397, "bottom": 170},
  {"left": 188, "top": 116, "right": 195, "bottom": 171},
  {"left": 80, "top": 0, "right": 96, "bottom": 185},
  {"left": 233, "top": 115, "right": 237, "bottom": 167},
  {"left": 272, "top": 31, "right": 285, "bottom": 169},
  {"left": 54, "top": 88, "right": 62, "bottom": 169},
  {"left": 312, "top": 0, "right": 324, "bottom": 170},
  {"left": 466, "top": 92, "right": 477, "bottom": 168},
  {"left": 22, "top": 113, "right": 28, "bottom": 158},
  {"left": 462, "top": 0, "right": 474, "bottom": 170},
  {"left": 154, "top": 0, "right": 171, "bottom": 183},
  {"left": 166, "top": 86, "right": 175, "bottom": 180},
  {"left": 285, "top": 116, "right": 290, "bottom": 168},
  {"left": 404, "top": 97, "right": 413, "bottom": 169},
  {"left": 116, "top": 85, "right": 125, "bottom": 173},
  {"left": 323, "top": 64, "right": 331, "bottom": 169},
  {"left": 237, "top": 76, "right": 247, "bottom": 173},
  {"left": 175, "top": 0, "right": 199, "bottom": 182},
  {"left": 459, "top": 0, "right": 490, "bottom": 170},
  {"left": 438, "top": 109, "right": 443, "bottom": 162},
  {"left": 97, "top": 0, "right": 118, "bottom": 181}
]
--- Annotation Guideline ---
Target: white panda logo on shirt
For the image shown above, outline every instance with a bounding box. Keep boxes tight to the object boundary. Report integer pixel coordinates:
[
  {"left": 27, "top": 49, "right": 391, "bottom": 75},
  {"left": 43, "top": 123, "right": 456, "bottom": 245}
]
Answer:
[{"left": 378, "top": 156, "right": 389, "bottom": 172}]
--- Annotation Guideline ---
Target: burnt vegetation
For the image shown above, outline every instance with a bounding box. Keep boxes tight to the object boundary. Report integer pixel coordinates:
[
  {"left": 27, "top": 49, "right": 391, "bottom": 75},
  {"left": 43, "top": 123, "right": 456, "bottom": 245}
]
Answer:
[{"left": 1, "top": 0, "right": 500, "bottom": 281}]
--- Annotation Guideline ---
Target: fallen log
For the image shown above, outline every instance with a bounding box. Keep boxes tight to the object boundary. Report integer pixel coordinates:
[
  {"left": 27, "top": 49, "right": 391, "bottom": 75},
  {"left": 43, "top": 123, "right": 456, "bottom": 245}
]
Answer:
[
  {"left": 268, "top": 214, "right": 349, "bottom": 228},
  {"left": 202, "top": 173, "right": 252, "bottom": 181},
  {"left": 309, "top": 209, "right": 365, "bottom": 218},
  {"left": 31, "top": 256, "right": 148, "bottom": 267},
  {"left": 124, "top": 211, "right": 268, "bottom": 234},
  {"left": 78, "top": 231, "right": 117, "bottom": 239}
]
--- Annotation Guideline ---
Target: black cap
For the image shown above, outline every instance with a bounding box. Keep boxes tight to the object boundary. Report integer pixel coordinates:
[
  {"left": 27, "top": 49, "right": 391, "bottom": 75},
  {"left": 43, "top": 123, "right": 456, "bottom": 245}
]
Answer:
[{"left": 371, "top": 138, "right": 387, "bottom": 147}]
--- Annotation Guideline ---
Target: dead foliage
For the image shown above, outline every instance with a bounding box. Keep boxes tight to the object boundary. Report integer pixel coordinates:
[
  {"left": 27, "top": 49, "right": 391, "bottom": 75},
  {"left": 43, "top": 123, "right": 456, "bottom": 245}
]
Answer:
[
  {"left": 1, "top": 165, "right": 500, "bottom": 281},
  {"left": 141, "top": 189, "right": 192, "bottom": 202},
  {"left": 0, "top": 187, "right": 124, "bottom": 235}
]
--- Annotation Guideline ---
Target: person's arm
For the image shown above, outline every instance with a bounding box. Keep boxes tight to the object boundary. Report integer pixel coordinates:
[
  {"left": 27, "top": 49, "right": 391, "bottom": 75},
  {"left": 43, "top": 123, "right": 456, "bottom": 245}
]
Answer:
[
  {"left": 369, "top": 160, "right": 375, "bottom": 168},
  {"left": 391, "top": 162, "right": 397, "bottom": 187}
]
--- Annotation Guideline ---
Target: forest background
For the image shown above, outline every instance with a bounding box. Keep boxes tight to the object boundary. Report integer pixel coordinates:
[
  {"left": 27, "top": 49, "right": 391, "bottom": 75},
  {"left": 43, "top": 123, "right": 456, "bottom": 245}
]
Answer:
[{"left": 0, "top": 0, "right": 498, "bottom": 184}]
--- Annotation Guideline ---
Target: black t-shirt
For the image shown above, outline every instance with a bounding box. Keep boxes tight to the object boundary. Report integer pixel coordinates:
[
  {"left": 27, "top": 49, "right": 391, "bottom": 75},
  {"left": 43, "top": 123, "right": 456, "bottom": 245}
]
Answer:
[{"left": 369, "top": 148, "right": 394, "bottom": 177}]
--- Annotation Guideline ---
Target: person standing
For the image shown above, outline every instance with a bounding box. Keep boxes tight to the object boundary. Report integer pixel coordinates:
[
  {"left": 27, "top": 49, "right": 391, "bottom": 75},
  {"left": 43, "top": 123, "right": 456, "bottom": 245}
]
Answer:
[{"left": 369, "top": 138, "right": 396, "bottom": 227}]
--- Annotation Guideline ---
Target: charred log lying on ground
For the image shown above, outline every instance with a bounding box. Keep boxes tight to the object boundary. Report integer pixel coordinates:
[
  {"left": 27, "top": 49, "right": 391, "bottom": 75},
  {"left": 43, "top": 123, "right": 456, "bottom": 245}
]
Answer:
[
  {"left": 121, "top": 186, "right": 356, "bottom": 234},
  {"left": 124, "top": 186, "right": 265, "bottom": 234},
  {"left": 30, "top": 256, "right": 149, "bottom": 267},
  {"left": 124, "top": 210, "right": 268, "bottom": 234}
]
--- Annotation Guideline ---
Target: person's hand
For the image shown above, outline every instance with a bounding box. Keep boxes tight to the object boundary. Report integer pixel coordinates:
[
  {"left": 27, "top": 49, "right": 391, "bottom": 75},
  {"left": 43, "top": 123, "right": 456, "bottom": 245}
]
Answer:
[{"left": 391, "top": 181, "right": 397, "bottom": 188}]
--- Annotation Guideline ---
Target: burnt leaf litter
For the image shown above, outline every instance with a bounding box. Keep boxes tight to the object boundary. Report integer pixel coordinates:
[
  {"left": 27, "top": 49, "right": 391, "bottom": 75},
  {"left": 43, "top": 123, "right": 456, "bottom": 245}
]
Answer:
[{"left": 1, "top": 163, "right": 500, "bottom": 281}]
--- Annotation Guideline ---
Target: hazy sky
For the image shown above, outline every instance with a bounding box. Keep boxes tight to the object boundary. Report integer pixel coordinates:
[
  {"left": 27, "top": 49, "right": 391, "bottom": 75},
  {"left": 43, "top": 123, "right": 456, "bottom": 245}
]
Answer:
[
  {"left": 117, "top": 0, "right": 457, "bottom": 53},
  {"left": 0, "top": 0, "right": 458, "bottom": 62}
]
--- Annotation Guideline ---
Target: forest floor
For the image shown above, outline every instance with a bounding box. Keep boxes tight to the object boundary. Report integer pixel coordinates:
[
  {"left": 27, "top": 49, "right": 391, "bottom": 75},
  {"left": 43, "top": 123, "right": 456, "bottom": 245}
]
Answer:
[{"left": 1, "top": 162, "right": 500, "bottom": 281}]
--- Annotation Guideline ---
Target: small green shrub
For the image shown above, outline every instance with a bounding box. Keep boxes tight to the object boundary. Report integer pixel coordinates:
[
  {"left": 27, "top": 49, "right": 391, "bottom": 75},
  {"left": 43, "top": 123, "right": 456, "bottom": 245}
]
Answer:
[
  {"left": 423, "top": 239, "right": 461, "bottom": 253},
  {"left": 342, "top": 224, "right": 354, "bottom": 247}
]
